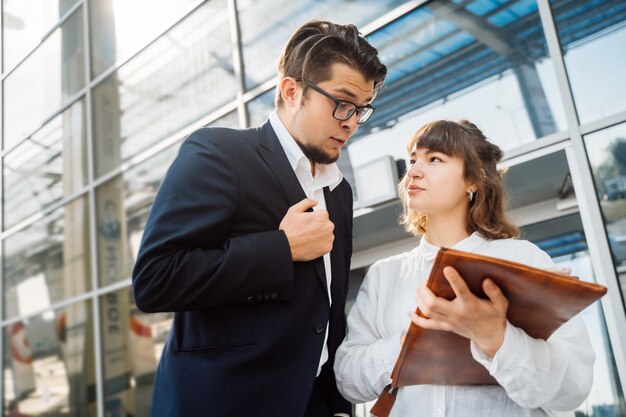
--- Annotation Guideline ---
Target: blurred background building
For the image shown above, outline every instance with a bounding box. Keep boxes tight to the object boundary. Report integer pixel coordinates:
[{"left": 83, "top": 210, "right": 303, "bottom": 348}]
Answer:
[{"left": 1, "top": 0, "right": 625, "bottom": 416}]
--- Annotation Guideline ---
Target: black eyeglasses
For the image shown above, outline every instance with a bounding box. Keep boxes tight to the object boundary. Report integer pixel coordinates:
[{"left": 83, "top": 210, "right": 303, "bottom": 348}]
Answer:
[{"left": 299, "top": 79, "right": 375, "bottom": 124}]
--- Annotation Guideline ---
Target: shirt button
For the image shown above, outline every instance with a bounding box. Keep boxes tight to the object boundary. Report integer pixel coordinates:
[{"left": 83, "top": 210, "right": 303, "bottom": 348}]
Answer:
[
  {"left": 435, "top": 409, "right": 442, "bottom": 415},
  {"left": 314, "top": 323, "right": 325, "bottom": 334}
]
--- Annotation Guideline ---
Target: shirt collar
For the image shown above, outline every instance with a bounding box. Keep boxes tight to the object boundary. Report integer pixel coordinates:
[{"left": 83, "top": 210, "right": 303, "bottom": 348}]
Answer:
[
  {"left": 269, "top": 110, "right": 343, "bottom": 191},
  {"left": 417, "top": 232, "right": 487, "bottom": 261}
]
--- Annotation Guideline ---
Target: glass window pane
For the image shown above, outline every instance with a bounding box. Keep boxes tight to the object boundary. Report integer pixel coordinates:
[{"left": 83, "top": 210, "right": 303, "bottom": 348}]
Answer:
[
  {"left": 89, "top": 0, "right": 202, "bottom": 78},
  {"left": 99, "top": 287, "right": 172, "bottom": 417},
  {"left": 3, "top": 300, "right": 96, "bottom": 417},
  {"left": 237, "top": 0, "right": 409, "bottom": 90},
  {"left": 551, "top": 0, "right": 626, "bottom": 124},
  {"left": 95, "top": 113, "right": 239, "bottom": 287},
  {"left": 2, "top": 0, "right": 80, "bottom": 72},
  {"left": 91, "top": 0, "right": 236, "bottom": 178},
  {"left": 246, "top": 90, "right": 275, "bottom": 128},
  {"left": 3, "top": 99, "right": 87, "bottom": 230},
  {"left": 3, "top": 7, "right": 85, "bottom": 151},
  {"left": 523, "top": 216, "right": 626, "bottom": 417},
  {"left": 3, "top": 196, "right": 91, "bottom": 319},
  {"left": 347, "top": 0, "right": 567, "bottom": 180},
  {"left": 584, "top": 123, "right": 626, "bottom": 299}
]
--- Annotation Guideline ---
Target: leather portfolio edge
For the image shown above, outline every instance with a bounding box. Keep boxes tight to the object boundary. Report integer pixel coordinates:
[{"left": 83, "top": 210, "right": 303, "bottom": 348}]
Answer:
[{"left": 432, "top": 247, "right": 609, "bottom": 295}]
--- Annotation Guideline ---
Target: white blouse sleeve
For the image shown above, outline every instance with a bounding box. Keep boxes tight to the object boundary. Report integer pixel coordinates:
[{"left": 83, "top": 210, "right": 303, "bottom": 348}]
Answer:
[
  {"left": 333, "top": 263, "right": 404, "bottom": 404},
  {"left": 470, "top": 240, "right": 595, "bottom": 411}
]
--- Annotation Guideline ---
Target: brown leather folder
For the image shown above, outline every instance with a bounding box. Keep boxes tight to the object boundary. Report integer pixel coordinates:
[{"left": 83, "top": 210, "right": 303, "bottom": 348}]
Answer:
[{"left": 370, "top": 247, "right": 607, "bottom": 417}]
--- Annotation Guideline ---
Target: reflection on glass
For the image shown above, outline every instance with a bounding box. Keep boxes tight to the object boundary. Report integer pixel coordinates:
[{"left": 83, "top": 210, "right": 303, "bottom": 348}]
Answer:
[
  {"left": 246, "top": 90, "right": 275, "bottom": 128},
  {"left": 237, "top": 0, "right": 408, "bottom": 90},
  {"left": 99, "top": 287, "right": 172, "bottom": 417},
  {"left": 348, "top": 0, "right": 566, "bottom": 171},
  {"left": 550, "top": 0, "right": 626, "bottom": 124},
  {"left": 89, "top": 0, "right": 201, "bottom": 77},
  {"left": 584, "top": 123, "right": 626, "bottom": 304},
  {"left": 3, "top": 99, "right": 86, "bottom": 230},
  {"left": 91, "top": 0, "right": 235, "bottom": 178},
  {"left": 3, "top": 197, "right": 91, "bottom": 319},
  {"left": 3, "top": 7, "right": 84, "bottom": 151},
  {"left": 524, "top": 216, "right": 626, "bottom": 417},
  {"left": 3, "top": 300, "right": 96, "bottom": 417},
  {"left": 95, "top": 112, "right": 238, "bottom": 286},
  {"left": 2, "top": 0, "right": 80, "bottom": 72},
  {"left": 553, "top": 254, "right": 626, "bottom": 417}
]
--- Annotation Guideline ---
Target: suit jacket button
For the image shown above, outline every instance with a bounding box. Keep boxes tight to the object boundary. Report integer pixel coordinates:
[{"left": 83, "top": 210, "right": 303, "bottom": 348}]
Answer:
[
  {"left": 270, "top": 292, "right": 278, "bottom": 299},
  {"left": 246, "top": 296, "right": 254, "bottom": 303},
  {"left": 315, "top": 323, "right": 325, "bottom": 334},
  {"left": 263, "top": 293, "right": 270, "bottom": 300},
  {"left": 255, "top": 294, "right": 263, "bottom": 301}
]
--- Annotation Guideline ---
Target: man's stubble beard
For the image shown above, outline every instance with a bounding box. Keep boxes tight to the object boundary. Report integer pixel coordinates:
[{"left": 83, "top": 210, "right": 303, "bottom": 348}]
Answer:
[{"left": 294, "top": 138, "right": 340, "bottom": 165}]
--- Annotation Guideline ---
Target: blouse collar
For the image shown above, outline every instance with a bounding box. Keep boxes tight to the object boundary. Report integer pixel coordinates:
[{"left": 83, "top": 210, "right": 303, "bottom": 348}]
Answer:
[{"left": 417, "top": 232, "right": 487, "bottom": 261}]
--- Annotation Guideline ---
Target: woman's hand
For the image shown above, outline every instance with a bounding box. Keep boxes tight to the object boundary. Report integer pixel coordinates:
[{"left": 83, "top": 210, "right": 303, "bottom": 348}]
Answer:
[{"left": 408, "top": 266, "right": 509, "bottom": 357}]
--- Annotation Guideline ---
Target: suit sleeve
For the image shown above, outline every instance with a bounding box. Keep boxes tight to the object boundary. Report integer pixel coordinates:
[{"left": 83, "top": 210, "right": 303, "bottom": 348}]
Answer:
[{"left": 132, "top": 129, "right": 295, "bottom": 312}]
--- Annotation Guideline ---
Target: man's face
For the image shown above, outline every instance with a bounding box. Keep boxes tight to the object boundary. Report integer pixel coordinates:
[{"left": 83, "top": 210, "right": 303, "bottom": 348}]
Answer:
[{"left": 287, "top": 63, "right": 376, "bottom": 165}]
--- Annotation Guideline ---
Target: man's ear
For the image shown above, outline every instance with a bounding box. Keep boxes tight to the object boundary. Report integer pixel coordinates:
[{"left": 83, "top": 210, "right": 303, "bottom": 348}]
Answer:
[{"left": 279, "top": 77, "right": 301, "bottom": 108}]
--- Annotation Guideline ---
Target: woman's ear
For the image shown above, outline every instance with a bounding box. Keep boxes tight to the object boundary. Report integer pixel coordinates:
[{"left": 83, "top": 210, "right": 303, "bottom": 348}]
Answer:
[
  {"left": 278, "top": 77, "right": 300, "bottom": 108},
  {"left": 466, "top": 179, "right": 478, "bottom": 194}
]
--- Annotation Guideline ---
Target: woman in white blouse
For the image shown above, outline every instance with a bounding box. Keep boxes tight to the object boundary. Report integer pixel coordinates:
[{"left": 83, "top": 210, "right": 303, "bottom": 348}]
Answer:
[{"left": 334, "top": 120, "right": 594, "bottom": 417}]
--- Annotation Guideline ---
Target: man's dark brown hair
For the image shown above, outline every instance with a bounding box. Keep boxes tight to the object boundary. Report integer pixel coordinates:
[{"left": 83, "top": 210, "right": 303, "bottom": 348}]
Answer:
[{"left": 276, "top": 20, "right": 387, "bottom": 107}]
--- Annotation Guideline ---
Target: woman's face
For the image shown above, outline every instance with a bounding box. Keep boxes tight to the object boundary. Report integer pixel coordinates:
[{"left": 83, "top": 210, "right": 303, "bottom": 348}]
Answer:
[{"left": 403, "top": 146, "right": 473, "bottom": 217}]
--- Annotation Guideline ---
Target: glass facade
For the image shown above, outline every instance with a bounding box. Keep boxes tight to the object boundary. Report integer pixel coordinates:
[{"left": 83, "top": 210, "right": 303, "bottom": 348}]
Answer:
[
  {"left": 348, "top": 0, "right": 568, "bottom": 170},
  {"left": 3, "top": 196, "right": 91, "bottom": 319},
  {"left": 237, "top": 0, "right": 409, "bottom": 90},
  {"left": 99, "top": 287, "right": 172, "bottom": 417},
  {"left": 3, "top": 6, "right": 84, "bottom": 151},
  {"left": 88, "top": 0, "right": 202, "bottom": 78},
  {"left": 3, "top": 300, "right": 96, "bottom": 417},
  {"left": 1, "top": 0, "right": 625, "bottom": 416},
  {"left": 2, "top": 0, "right": 80, "bottom": 73},
  {"left": 525, "top": 215, "right": 626, "bottom": 416},
  {"left": 91, "top": 0, "right": 235, "bottom": 178},
  {"left": 551, "top": 0, "right": 626, "bottom": 124},
  {"left": 3, "top": 99, "right": 87, "bottom": 230},
  {"left": 585, "top": 123, "right": 626, "bottom": 306}
]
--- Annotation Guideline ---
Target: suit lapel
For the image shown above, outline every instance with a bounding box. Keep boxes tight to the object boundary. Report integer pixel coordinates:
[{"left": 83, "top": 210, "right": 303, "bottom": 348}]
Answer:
[
  {"left": 256, "top": 121, "right": 328, "bottom": 293},
  {"left": 256, "top": 121, "right": 307, "bottom": 206}
]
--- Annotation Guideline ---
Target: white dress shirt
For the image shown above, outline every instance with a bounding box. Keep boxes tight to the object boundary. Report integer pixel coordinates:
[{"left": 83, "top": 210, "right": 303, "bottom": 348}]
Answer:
[
  {"left": 269, "top": 111, "right": 343, "bottom": 377},
  {"left": 334, "top": 232, "right": 595, "bottom": 417}
]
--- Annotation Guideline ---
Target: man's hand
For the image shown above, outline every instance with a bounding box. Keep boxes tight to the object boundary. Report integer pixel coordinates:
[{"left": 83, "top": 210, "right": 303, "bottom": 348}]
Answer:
[
  {"left": 409, "top": 266, "right": 509, "bottom": 357},
  {"left": 279, "top": 198, "right": 335, "bottom": 262}
]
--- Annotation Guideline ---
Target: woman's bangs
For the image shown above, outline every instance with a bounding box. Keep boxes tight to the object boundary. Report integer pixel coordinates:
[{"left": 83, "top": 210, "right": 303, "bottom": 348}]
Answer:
[{"left": 412, "top": 123, "right": 464, "bottom": 157}]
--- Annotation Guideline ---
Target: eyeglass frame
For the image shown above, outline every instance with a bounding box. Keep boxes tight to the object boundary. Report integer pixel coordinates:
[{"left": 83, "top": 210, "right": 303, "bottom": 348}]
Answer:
[{"left": 297, "top": 78, "right": 376, "bottom": 124}]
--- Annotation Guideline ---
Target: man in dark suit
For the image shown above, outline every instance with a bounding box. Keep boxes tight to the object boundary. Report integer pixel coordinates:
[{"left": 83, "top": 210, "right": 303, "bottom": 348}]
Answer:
[{"left": 132, "top": 20, "right": 387, "bottom": 417}]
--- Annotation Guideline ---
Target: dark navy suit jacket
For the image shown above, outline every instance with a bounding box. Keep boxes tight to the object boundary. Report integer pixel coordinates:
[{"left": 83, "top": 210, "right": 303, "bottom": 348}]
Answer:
[{"left": 132, "top": 121, "right": 353, "bottom": 417}]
